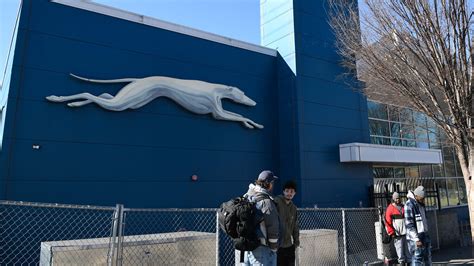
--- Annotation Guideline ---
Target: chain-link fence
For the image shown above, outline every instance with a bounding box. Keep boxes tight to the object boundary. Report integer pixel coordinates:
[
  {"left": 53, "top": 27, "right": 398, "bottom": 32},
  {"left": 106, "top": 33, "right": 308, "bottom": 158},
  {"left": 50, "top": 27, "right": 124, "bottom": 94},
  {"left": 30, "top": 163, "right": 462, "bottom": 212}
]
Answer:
[
  {"left": 0, "top": 201, "right": 116, "bottom": 265},
  {"left": 0, "top": 200, "right": 450, "bottom": 265},
  {"left": 119, "top": 207, "right": 217, "bottom": 265}
]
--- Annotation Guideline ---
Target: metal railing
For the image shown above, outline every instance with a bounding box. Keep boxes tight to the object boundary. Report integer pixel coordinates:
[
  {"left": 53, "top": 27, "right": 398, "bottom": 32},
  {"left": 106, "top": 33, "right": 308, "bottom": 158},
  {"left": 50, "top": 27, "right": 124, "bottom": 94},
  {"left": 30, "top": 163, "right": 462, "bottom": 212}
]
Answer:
[
  {"left": 371, "top": 177, "right": 441, "bottom": 210},
  {"left": 0, "top": 200, "right": 465, "bottom": 265}
]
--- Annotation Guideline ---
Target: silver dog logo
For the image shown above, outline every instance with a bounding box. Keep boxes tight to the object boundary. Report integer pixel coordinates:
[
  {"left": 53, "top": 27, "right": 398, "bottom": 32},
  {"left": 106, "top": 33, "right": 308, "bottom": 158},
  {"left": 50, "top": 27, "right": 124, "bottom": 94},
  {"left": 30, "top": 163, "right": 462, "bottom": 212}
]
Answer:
[{"left": 46, "top": 74, "right": 263, "bottom": 129}]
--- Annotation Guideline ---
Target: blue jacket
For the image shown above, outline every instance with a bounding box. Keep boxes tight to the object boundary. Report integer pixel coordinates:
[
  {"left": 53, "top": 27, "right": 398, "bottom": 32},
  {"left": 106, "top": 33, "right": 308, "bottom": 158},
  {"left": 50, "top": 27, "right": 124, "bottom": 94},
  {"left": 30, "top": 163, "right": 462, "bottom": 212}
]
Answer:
[{"left": 404, "top": 190, "right": 429, "bottom": 242}]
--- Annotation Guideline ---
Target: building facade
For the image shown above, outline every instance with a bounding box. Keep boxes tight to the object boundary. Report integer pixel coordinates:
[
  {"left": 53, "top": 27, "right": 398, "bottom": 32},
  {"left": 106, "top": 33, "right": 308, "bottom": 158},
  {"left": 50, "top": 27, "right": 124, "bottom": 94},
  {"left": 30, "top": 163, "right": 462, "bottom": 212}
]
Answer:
[
  {"left": 0, "top": 0, "right": 468, "bottom": 217},
  {"left": 0, "top": 0, "right": 371, "bottom": 208}
]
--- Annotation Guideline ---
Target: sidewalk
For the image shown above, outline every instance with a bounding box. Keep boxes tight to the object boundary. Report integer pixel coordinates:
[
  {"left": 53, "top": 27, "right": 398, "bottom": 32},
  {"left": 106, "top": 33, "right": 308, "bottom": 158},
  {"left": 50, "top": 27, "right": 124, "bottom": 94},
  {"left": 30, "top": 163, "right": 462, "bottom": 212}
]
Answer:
[{"left": 432, "top": 246, "right": 474, "bottom": 265}]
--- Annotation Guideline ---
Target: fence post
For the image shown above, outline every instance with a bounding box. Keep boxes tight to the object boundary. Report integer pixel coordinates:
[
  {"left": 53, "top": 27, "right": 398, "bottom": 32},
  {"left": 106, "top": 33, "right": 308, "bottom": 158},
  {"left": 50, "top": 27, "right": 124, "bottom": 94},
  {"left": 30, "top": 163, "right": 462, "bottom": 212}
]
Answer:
[
  {"left": 342, "top": 209, "right": 348, "bottom": 266},
  {"left": 107, "top": 204, "right": 121, "bottom": 266},
  {"left": 435, "top": 183, "right": 441, "bottom": 210},
  {"left": 434, "top": 209, "right": 440, "bottom": 250},
  {"left": 115, "top": 204, "right": 125, "bottom": 266},
  {"left": 216, "top": 211, "right": 219, "bottom": 266}
]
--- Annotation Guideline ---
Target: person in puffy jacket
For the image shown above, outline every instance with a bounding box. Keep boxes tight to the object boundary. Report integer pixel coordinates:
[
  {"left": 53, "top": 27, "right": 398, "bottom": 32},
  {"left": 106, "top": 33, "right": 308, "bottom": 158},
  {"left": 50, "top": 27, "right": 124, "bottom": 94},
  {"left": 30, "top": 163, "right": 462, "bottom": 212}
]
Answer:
[
  {"left": 242, "top": 170, "right": 281, "bottom": 266},
  {"left": 385, "top": 192, "right": 410, "bottom": 265},
  {"left": 405, "top": 186, "right": 431, "bottom": 265}
]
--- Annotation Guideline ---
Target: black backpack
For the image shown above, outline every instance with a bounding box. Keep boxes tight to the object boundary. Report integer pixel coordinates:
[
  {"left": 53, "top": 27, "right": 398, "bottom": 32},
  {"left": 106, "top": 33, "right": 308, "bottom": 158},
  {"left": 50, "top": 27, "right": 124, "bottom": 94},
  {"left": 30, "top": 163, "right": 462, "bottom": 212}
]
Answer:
[{"left": 218, "top": 196, "right": 264, "bottom": 252}]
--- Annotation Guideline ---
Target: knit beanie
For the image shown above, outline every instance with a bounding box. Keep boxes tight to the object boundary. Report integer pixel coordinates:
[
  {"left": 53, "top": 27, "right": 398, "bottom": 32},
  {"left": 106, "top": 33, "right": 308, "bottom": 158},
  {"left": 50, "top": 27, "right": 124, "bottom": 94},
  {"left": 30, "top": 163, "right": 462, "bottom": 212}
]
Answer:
[
  {"left": 392, "top": 192, "right": 400, "bottom": 200},
  {"left": 413, "top": 186, "right": 425, "bottom": 198}
]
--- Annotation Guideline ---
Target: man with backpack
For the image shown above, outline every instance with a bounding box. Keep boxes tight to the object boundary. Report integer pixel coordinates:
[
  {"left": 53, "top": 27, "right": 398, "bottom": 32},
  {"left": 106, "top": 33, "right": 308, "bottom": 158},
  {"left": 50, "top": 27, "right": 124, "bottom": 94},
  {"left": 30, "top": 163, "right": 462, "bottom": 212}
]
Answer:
[
  {"left": 385, "top": 192, "right": 409, "bottom": 265},
  {"left": 242, "top": 170, "right": 281, "bottom": 266}
]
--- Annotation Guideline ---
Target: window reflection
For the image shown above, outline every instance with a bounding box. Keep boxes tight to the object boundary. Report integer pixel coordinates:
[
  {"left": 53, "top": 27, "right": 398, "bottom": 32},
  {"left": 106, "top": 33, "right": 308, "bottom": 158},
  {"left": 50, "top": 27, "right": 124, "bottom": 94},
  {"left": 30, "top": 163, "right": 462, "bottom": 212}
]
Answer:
[
  {"left": 446, "top": 179, "right": 460, "bottom": 206},
  {"left": 369, "top": 101, "right": 466, "bottom": 208}
]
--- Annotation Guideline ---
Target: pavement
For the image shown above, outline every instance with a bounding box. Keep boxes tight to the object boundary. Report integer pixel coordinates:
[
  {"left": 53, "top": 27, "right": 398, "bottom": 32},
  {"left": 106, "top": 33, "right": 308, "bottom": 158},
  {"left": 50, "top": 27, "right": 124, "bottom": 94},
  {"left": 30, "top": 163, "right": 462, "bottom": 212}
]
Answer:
[{"left": 432, "top": 246, "right": 474, "bottom": 265}]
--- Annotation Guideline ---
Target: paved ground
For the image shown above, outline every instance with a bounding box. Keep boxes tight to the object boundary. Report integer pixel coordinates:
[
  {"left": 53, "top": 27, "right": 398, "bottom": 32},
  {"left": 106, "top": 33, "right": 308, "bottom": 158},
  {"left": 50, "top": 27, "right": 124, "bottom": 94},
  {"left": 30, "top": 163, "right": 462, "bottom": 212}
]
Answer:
[{"left": 432, "top": 246, "right": 474, "bottom": 265}]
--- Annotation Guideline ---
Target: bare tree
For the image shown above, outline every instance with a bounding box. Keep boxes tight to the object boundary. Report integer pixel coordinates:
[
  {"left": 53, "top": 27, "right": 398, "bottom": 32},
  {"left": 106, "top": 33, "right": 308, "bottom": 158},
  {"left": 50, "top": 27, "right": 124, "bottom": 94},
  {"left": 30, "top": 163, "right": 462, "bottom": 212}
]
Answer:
[{"left": 328, "top": 0, "right": 474, "bottom": 243}]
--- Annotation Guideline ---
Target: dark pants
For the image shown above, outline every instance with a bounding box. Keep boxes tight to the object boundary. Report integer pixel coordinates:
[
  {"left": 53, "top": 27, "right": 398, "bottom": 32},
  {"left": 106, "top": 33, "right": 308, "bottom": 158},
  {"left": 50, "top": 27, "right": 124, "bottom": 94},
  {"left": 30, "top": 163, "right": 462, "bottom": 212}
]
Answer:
[{"left": 277, "top": 245, "right": 295, "bottom": 266}]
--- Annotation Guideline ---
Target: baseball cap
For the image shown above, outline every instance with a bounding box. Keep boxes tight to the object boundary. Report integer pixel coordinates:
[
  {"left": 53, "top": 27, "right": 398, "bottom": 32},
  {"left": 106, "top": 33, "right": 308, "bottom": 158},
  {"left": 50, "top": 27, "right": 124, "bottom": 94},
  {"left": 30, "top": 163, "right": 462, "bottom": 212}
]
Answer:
[{"left": 257, "top": 170, "right": 278, "bottom": 183}]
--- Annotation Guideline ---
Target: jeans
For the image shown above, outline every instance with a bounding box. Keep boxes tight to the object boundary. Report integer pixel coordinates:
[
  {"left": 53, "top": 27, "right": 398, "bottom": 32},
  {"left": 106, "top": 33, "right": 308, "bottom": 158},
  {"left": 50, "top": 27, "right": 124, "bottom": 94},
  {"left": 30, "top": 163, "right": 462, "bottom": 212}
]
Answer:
[
  {"left": 277, "top": 245, "right": 295, "bottom": 266},
  {"left": 408, "top": 235, "right": 432, "bottom": 266},
  {"left": 394, "top": 236, "right": 410, "bottom": 263},
  {"left": 242, "top": 245, "right": 277, "bottom": 266}
]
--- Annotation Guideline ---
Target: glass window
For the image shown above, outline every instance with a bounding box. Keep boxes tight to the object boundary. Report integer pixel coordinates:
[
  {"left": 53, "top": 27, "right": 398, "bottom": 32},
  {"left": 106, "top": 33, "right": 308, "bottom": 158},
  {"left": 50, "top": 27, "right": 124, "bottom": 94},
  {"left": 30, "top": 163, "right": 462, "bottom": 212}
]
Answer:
[
  {"left": 426, "top": 117, "right": 437, "bottom": 128},
  {"left": 439, "top": 129, "right": 448, "bottom": 143},
  {"left": 399, "top": 108, "right": 413, "bottom": 123},
  {"left": 458, "top": 179, "right": 468, "bottom": 204},
  {"left": 391, "top": 138, "right": 402, "bottom": 146},
  {"left": 368, "top": 101, "right": 388, "bottom": 120},
  {"left": 402, "top": 140, "right": 416, "bottom": 147},
  {"left": 371, "top": 137, "right": 391, "bottom": 145},
  {"left": 427, "top": 126, "right": 439, "bottom": 142},
  {"left": 369, "top": 119, "right": 390, "bottom": 136},
  {"left": 437, "top": 179, "right": 449, "bottom": 208},
  {"left": 429, "top": 141, "right": 441, "bottom": 149},
  {"left": 390, "top": 122, "right": 401, "bottom": 138},
  {"left": 442, "top": 146, "right": 456, "bottom": 177},
  {"left": 415, "top": 126, "right": 428, "bottom": 141},
  {"left": 413, "top": 111, "right": 427, "bottom": 127},
  {"left": 419, "top": 165, "right": 433, "bottom": 177},
  {"left": 416, "top": 141, "right": 429, "bottom": 149},
  {"left": 432, "top": 164, "right": 445, "bottom": 177},
  {"left": 388, "top": 105, "right": 400, "bottom": 121},
  {"left": 373, "top": 167, "right": 394, "bottom": 178},
  {"left": 453, "top": 153, "right": 463, "bottom": 177},
  {"left": 446, "top": 179, "right": 460, "bottom": 206},
  {"left": 394, "top": 168, "right": 405, "bottom": 178},
  {"left": 405, "top": 166, "right": 419, "bottom": 178},
  {"left": 400, "top": 124, "right": 415, "bottom": 139}
]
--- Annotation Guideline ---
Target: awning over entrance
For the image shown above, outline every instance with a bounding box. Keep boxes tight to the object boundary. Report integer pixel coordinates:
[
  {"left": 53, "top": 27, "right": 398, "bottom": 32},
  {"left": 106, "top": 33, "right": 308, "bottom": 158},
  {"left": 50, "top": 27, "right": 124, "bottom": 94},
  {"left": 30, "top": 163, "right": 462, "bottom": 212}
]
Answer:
[{"left": 339, "top": 143, "right": 443, "bottom": 164}]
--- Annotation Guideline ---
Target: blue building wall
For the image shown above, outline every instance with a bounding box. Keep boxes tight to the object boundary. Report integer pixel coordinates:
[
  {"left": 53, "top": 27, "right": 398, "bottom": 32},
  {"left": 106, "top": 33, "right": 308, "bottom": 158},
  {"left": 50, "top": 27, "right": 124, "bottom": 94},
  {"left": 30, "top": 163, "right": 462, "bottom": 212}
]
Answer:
[
  {"left": 0, "top": 0, "right": 372, "bottom": 208},
  {"left": 292, "top": 0, "right": 372, "bottom": 207}
]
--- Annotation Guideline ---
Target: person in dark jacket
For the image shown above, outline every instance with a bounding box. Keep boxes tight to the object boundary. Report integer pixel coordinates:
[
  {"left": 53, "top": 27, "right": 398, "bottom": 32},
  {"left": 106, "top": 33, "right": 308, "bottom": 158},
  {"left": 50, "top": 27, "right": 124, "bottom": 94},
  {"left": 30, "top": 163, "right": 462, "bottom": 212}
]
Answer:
[
  {"left": 405, "top": 186, "right": 431, "bottom": 265},
  {"left": 275, "top": 180, "right": 300, "bottom": 266},
  {"left": 242, "top": 170, "right": 281, "bottom": 266},
  {"left": 385, "top": 192, "right": 410, "bottom": 265}
]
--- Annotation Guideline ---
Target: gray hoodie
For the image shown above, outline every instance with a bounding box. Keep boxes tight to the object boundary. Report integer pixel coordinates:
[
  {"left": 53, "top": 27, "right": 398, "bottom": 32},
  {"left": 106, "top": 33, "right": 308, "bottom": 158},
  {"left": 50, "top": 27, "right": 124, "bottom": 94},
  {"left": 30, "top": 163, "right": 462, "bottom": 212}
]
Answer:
[{"left": 244, "top": 183, "right": 280, "bottom": 250}]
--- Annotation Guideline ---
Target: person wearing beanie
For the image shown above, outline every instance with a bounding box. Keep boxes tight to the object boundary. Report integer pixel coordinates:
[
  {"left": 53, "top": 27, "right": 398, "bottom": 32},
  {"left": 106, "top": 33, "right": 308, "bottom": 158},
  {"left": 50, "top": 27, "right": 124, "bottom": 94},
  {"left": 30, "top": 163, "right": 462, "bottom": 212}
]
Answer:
[
  {"left": 405, "top": 186, "right": 431, "bottom": 265},
  {"left": 385, "top": 192, "right": 410, "bottom": 264},
  {"left": 274, "top": 180, "right": 300, "bottom": 266}
]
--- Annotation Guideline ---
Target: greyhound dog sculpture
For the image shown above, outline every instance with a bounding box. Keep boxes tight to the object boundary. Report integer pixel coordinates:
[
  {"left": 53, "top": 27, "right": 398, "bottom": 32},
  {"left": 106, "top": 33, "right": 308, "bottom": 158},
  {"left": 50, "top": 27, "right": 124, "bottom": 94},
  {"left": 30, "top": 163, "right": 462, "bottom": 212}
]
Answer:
[{"left": 46, "top": 74, "right": 263, "bottom": 129}]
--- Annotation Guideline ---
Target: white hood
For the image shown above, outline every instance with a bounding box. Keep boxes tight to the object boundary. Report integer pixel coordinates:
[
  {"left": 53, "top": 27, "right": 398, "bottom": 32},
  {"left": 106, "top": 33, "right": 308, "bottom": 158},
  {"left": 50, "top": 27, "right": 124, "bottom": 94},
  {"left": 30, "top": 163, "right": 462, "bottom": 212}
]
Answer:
[{"left": 407, "top": 190, "right": 415, "bottom": 200}]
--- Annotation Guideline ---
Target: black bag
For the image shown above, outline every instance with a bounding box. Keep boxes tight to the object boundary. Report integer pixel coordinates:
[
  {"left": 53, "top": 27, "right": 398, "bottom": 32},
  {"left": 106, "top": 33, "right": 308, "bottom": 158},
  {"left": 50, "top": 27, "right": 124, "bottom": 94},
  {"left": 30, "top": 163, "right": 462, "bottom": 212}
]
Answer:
[
  {"left": 381, "top": 222, "right": 392, "bottom": 244},
  {"left": 378, "top": 207, "right": 392, "bottom": 244},
  {"left": 218, "top": 196, "right": 261, "bottom": 252}
]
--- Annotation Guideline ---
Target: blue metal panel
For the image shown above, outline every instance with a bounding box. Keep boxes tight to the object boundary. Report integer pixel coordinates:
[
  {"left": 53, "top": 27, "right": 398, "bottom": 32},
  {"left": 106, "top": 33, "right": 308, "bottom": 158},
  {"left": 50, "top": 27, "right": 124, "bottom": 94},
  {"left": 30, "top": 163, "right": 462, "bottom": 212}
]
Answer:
[
  {"left": 0, "top": 0, "right": 281, "bottom": 207},
  {"left": 292, "top": 0, "right": 371, "bottom": 207},
  {"left": 1, "top": 0, "right": 372, "bottom": 209},
  {"left": 300, "top": 102, "right": 364, "bottom": 130},
  {"left": 300, "top": 179, "right": 371, "bottom": 208},
  {"left": 275, "top": 54, "right": 301, "bottom": 204},
  {"left": 297, "top": 76, "right": 364, "bottom": 110}
]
